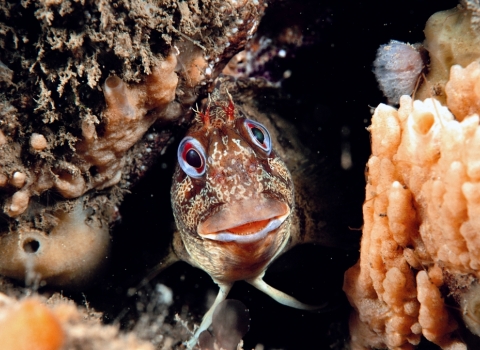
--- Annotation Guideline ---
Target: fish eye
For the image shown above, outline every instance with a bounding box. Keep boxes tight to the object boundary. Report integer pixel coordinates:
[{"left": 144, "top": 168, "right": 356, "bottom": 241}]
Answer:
[
  {"left": 251, "top": 127, "right": 265, "bottom": 144},
  {"left": 178, "top": 136, "right": 206, "bottom": 178},
  {"left": 244, "top": 119, "right": 271, "bottom": 154},
  {"left": 186, "top": 149, "right": 202, "bottom": 168}
]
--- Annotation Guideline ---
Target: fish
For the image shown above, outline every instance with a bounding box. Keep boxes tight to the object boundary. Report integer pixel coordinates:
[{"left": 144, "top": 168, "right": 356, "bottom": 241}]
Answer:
[
  {"left": 167, "top": 81, "right": 324, "bottom": 348},
  {"left": 144, "top": 79, "right": 344, "bottom": 349}
]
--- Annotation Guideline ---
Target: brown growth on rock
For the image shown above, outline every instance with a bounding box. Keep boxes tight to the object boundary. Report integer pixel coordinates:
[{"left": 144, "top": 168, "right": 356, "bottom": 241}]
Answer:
[
  {"left": 0, "top": 0, "right": 266, "bottom": 287},
  {"left": 75, "top": 53, "right": 178, "bottom": 192}
]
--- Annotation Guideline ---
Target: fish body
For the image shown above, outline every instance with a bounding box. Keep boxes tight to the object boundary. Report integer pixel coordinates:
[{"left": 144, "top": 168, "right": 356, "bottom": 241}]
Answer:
[{"left": 167, "top": 81, "right": 325, "bottom": 348}]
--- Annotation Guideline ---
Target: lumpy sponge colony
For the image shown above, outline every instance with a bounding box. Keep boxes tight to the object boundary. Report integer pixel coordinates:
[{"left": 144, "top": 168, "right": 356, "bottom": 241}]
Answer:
[{"left": 345, "top": 3, "right": 480, "bottom": 349}]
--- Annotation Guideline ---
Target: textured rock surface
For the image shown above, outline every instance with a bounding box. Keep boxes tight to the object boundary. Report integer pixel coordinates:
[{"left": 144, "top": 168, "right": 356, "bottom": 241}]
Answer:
[{"left": 0, "top": 0, "right": 265, "bottom": 287}]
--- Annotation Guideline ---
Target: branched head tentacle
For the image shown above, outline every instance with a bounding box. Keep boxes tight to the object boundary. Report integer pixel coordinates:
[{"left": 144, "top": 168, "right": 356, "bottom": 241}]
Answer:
[
  {"left": 193, "top": 97, "right": 211, "bottom": 128},
  {"left": 224, "top": 89, "right": 235, "bottom": 123}
]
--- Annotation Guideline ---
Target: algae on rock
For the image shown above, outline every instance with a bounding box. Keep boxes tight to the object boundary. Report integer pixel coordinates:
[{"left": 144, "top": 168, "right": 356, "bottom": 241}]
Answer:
[{"left": 0, "top": 0, "right": 265, "bottom": 286}]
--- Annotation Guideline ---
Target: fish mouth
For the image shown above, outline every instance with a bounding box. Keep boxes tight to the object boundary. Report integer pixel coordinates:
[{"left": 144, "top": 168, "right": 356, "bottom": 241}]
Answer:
[{"left": 197, "top": 198, "right": 290, "bottom": 243}]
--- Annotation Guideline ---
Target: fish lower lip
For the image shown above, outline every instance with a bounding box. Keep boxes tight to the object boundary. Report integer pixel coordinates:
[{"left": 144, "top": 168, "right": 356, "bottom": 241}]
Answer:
[{"left": 198, "top": 213, "right": 289, "bottom": 243}]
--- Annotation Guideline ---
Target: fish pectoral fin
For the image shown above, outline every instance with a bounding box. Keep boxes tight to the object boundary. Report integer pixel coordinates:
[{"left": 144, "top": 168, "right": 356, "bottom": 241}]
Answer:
[
  {"left": 246, "top": 276, "right": 326, "bottom": 311},
  {"left": 143, "top": 248, "right": 179, "bottom": 283},
  {"left": 129, "top": 241, "right": 179, "bottom": 296},
  {"left": 186, "top": 281, "right": 233, "bottom": 350}
]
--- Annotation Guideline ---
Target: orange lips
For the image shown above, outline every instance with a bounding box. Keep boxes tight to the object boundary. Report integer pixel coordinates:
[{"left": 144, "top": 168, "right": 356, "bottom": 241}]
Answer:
[{"left": 197, "top": 197, "right": 290, "bottom": 243}]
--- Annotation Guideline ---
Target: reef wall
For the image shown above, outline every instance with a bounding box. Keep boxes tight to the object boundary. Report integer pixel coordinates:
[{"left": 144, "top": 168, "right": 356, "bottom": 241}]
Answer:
[{"left": 0, "top": 0, "right": 265, "bottom": 287}]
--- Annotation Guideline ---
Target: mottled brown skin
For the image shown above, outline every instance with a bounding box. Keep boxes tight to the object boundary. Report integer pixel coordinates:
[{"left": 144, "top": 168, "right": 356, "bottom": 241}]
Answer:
[{"left": 170, "top": 87, "right": 294, "bottom": 284}]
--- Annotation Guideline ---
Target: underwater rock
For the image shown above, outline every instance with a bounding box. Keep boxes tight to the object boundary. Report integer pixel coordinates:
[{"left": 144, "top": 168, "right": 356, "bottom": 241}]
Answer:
[
  {"left": 0, "top": 0, "right": 266, "bottom": 287},
  {"left": 0, "top": 198, "right": 110, "bottom": 286}
]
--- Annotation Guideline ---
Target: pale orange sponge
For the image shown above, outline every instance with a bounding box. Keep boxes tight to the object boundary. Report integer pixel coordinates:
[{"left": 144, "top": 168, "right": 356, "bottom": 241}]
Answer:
[
  {"left": 344, "top": 61, "right": 480, "bottom": 349},
  {"left": 0, "top": 298, "right": 64, "bottom": 350}
]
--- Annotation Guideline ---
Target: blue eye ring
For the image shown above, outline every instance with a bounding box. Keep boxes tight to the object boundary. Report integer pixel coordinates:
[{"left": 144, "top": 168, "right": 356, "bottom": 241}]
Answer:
[
  {"left": 178, "top": 136, "right": 207, "bottom": 178},
  {"left": 244, "top": 119, "right": 272, "bottom": 154}
]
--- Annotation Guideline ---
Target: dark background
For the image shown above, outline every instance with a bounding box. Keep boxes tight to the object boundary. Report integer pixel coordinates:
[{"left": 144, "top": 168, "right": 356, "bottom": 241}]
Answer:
[{"left": 85, "top": 0, "right": 461, "bottom": 349}]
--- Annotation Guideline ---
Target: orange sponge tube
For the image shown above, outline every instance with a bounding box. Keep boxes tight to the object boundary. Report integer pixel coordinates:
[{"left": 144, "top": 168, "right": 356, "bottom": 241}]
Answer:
[{"left": 0, "top": 299, "right": 65, "bottom": 350}]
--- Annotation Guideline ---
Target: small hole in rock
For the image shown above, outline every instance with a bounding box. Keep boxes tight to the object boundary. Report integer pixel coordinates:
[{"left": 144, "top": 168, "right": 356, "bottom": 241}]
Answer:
[
  {"left": 23, "top": 239, "right": 40, "bottom": 253},
  {"left": 89, "top": 166, "right": 99, "bottom": 177}
]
